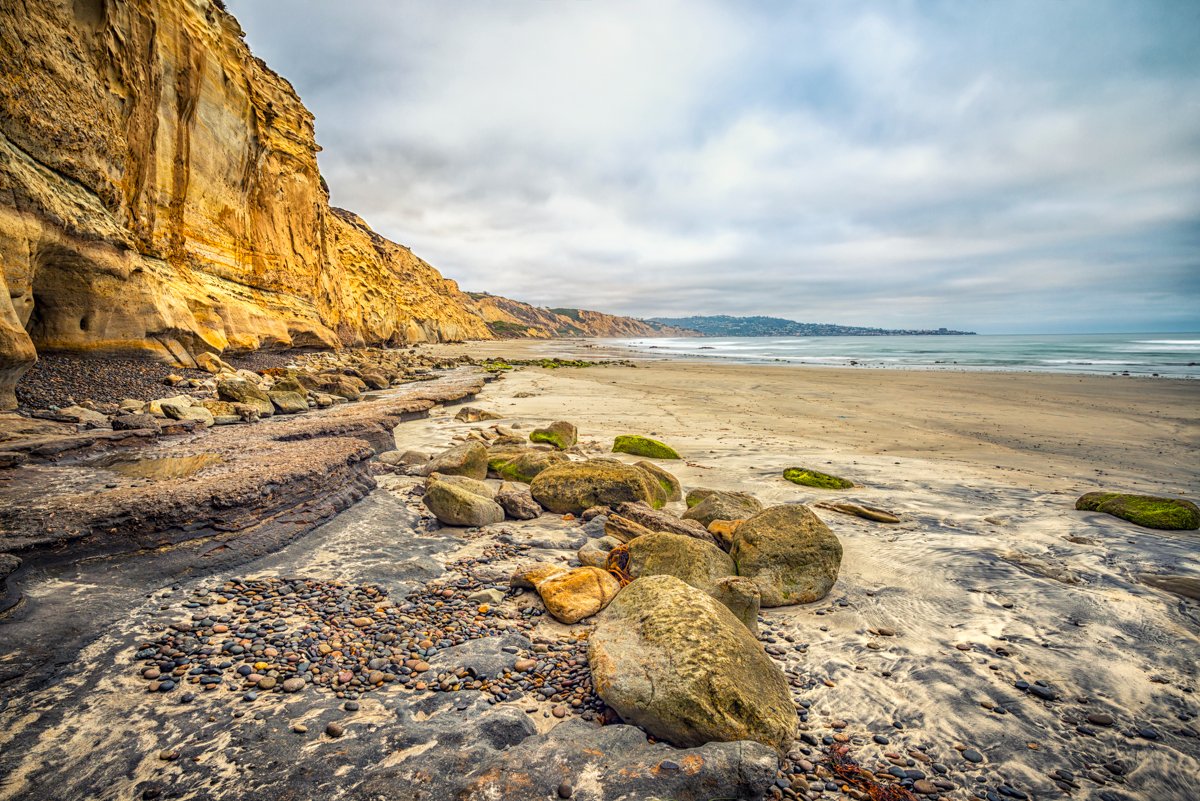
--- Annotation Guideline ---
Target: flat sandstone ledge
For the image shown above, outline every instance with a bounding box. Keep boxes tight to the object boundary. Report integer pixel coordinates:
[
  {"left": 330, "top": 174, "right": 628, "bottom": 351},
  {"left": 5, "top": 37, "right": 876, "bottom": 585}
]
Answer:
[{"left": 0, "top": 370, "right": 486, "bottom": 588}]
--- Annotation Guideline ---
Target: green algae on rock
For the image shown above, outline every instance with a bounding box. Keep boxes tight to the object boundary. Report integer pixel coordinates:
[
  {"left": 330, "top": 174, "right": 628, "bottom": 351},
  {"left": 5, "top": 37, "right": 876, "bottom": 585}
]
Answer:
[
  {"left": 530, "top": 421, "right": 578, "bottom": 450},
  {"left": 486, "top": 447, "right": 568, "bottom": 483},
  {"left": 530, "top": 459, "right": 665, "bottom": 514},
  {"left": 612, "top": 435, "right": 680, "bottom": 460},
  {"left": 783, "top": 467, "right": 854, "bottom": 490},
  {"left": 633, "top": 460, "right": 683, "bottom": 502},
  {"left": 1075, "top": 492, "right": 1200, "bottom": 531}
]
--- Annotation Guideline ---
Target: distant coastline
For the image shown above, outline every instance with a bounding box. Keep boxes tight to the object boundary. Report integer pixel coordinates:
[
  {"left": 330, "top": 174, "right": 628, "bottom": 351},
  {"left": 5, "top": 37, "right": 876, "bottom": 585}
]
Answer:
[
  {"left": 648, "top": 314, "right": 975, "bottom": 337},
  {"left": 613, "top": 332, "right": 1200, "bottom": 379}
]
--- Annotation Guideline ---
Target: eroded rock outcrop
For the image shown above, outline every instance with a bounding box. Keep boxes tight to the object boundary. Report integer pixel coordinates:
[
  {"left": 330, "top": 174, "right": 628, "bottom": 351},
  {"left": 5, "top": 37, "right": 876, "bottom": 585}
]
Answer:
[{"left": 0, "top": 0, "right": 490, "bottom": 408}]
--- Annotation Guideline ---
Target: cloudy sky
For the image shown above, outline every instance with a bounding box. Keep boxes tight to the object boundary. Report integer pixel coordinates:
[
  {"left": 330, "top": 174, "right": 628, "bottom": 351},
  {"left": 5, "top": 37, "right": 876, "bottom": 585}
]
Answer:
[{"left": 228, "top": 1, "right": 1199, "bottom": 334}]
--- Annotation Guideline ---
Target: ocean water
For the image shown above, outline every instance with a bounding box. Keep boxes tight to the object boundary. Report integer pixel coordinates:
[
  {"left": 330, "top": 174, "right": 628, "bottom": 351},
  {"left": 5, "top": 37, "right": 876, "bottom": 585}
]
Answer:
[{"left": 612, "top": 333, "right": 1200, "bottom": 378}]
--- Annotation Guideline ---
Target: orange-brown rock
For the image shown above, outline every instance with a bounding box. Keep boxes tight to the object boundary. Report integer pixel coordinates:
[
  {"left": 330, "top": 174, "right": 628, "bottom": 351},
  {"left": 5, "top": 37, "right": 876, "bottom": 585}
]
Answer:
[{"left": 0, "top": 0, "right": 490, "bottom": 408}]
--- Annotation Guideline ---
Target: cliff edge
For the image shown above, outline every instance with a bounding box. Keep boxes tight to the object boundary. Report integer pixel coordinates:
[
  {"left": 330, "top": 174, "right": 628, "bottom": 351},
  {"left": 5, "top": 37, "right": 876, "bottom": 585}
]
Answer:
[{"left": 0, "top": 0, "right": 491, "bottom": 408}]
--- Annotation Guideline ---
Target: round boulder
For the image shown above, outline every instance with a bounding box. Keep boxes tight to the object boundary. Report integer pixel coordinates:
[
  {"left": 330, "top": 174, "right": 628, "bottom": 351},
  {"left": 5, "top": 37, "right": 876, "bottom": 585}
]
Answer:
[
  {"left": 730, "top": 504, "right": 842, "bottom": 606},
  {"left": 531, "top": 459, "right": 664, "bottom": 514},
  {"left": 683, "top": 491, "right": 764, "bottom": 528},
  {"left": 588, "top": 575, "right": 796, "bottom": 753},
  {"left": 422, "top": 442, "right": 489, "bottom": 481},
  {"left": 619, "top": 532, "right": 736, "bottom": 597},
  {"left": 423, "top": 479, "right": 505, "bottom": 527}
]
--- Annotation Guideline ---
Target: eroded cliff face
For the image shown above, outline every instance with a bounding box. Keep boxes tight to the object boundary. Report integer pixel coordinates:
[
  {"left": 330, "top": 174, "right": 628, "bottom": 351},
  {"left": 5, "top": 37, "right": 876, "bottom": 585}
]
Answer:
[
  {"left": 0, "top": 0, "right": 489, "bottom": 408},
  {"left": 469, "top": 293, "right": 698, "bottom": 339}
]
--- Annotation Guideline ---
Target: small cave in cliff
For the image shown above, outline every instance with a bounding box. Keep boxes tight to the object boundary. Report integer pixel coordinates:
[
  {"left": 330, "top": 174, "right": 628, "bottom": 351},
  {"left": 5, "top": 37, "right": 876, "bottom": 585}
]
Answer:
[{"left": 24, "top": 245, "right": 102, "bottom": 350}]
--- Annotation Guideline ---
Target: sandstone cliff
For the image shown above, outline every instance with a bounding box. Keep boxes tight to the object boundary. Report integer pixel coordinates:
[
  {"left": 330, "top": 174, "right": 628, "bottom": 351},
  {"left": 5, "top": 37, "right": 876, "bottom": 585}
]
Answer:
[
  {"left": 0, "top": 0, "right": 490, "bottom": 408},
  {"left": 469, "top": 294, "right": 698, "bottom": 339}
]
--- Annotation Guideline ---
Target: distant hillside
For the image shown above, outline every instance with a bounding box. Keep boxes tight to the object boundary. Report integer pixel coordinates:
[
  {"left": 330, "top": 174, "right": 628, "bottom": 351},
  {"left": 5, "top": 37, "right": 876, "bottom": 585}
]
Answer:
[
  {"left": 649, "top": 315, "right": 975, "bottom": 337},
  {"left": 468, "top": 294, "right": 699, "bottom": 339}
]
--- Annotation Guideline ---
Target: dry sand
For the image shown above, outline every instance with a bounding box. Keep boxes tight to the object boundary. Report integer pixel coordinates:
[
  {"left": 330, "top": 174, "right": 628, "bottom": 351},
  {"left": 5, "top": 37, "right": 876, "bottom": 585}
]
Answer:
[{"left": 419, "top": 339, "right": 1200, "bottom": 798}]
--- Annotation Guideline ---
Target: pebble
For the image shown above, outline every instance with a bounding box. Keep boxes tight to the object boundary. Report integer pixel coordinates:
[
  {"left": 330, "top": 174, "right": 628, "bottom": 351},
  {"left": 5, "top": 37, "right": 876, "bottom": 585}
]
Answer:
[
  {"left": 292, "top": 724, "right": 307, "bottom": 734},
  {"left": 325, "top": 722, "right": 344, "bottom": 738},
  {"left": 1087, "top": 712, "right": 1114, "bottom": 726},
  {"left": 557, "top": 782, "right": 573, "bottom": 799},
  {"left": 344, "top": 701, "right": 360, "bottom": 712},
  {"left": 963, "top": 749, "right": 984, "bottom": 763}
]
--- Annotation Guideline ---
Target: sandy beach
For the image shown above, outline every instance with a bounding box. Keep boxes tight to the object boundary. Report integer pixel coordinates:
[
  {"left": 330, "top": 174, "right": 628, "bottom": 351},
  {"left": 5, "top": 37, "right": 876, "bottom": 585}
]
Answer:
[
  {"left": 414, "top": 340, "right": 1200, "bottom": 797},
  {"left": 2, "top": 346, "right": 1197, "bottom": 801}
]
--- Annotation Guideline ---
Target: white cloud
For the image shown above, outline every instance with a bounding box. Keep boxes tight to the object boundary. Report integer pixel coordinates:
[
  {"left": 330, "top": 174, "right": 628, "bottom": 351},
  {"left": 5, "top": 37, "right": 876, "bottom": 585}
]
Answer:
[{"left": 228, "top": 0, "right": 1200, "bottom": 332}]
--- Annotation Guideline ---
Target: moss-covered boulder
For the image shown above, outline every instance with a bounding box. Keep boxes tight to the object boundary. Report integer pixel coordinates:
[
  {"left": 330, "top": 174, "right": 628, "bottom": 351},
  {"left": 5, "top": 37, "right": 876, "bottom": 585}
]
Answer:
[
  {"left": 683, "top": 491, "right": 764, "bottom": 528},
  {"left": 530, "top": 421, "right": 578, "bottom": 450},
  {"left": 589, "top": 575, "right": 796, "bottom": 753},
  {"left": 530, "top": 459, "right": 664, "bottom": 514},
  {"left": 423, "top": 479, "right": 505, "bottom": 527},
  {"left": 1076, "top": 492, "right": 1200, "bottom": 531},
  {"left": 421, "top": 442, "right": 489, "bottom": 481},
  {"left": 617, "top": 532, "right": 736, "bottom": 597},
  {"left": 513, "top": 564, "right": 621, "bottom": 624},
  {"left": 783, "top": 467, "right": 854, "bottom": 490},
  {"left": 486, "top": 447, "right": 568, "bottom": 483},
  {"left": 731, "top": 504, "right": 842, "bottom": 607},
  {"left": 612, "top": 435, "right": 680, "bottom": 460},
  {"left": 634, "top": 460, "right": 682, "bottom": 502}
]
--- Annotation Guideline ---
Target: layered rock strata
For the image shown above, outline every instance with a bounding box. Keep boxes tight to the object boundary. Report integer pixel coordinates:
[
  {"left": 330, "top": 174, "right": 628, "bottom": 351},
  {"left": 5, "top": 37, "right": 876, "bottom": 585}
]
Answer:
[{"left": 0, "top": 0, "right": 490, "bottom": 408}]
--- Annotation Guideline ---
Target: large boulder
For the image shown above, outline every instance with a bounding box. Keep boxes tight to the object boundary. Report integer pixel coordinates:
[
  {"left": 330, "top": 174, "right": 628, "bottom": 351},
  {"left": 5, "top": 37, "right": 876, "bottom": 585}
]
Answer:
[
  {"left": 271, "top": 375, "right": 306, "bottom": 394},
  {"left": 110, "top": 413, "right": 159, "bottom": 432},
  {"left": 360, "top": 370, "right": 390, "bottom": 390},
  {"left": 216, "top": 379, "right": 274, "bottom": 418},
  {"left": 530, "top": 421, "right": 578, "bottom": 450},
  {"left": 683, "top": 490, "right": 764, "bottom": 528},
  {"left": 427, "top": 472, "right": 496, "bottom": 499},
  {"left": 615, "top": 501, "right": 716, "bottom": 543},
  {"left": 731, "top": 504, "right": 842, "bottom": 607},
  {"left": 711, "top": 576, "right": 761, "bottom": 634},
  {"left": 160, "top": 400, "right": 214, "bottom": 428},
  {"left": 612, "top": 434, "right": 680, "bottom": 459},
  {"left": 530, "top": 459, "right": 664, "bottom": 514},
  {"left": 617, "top": 532, "right": 736, "bottom": 597},
  {"left": 422, "top": 442, "right": 489, "bottom": 480},
  {"left": 487, "top": 446, "right": 568, "bottom": 483},
  {"left": 634, "top": 460, "right": 682, "bottom": 502},
  {"left": 589, "top": 575, "right": 796, "bottom": 753},
  {"left": 1076, "top": 492, "right": 1200, "bottom": 531},
  {"left": 424, "top": 479, "right": 505, "bottom": 527},
  {"left": 301, "top": 373, "right": 362, "bottom": 401},
  {"left": 495, "top": 482, "right": 542, "bottom": 520},
  {"left": 513, "top": 564, "right": 620, "bottom": 624},
  {"left": 268, "top": 390, "right": 309, "bottom": 415}
]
